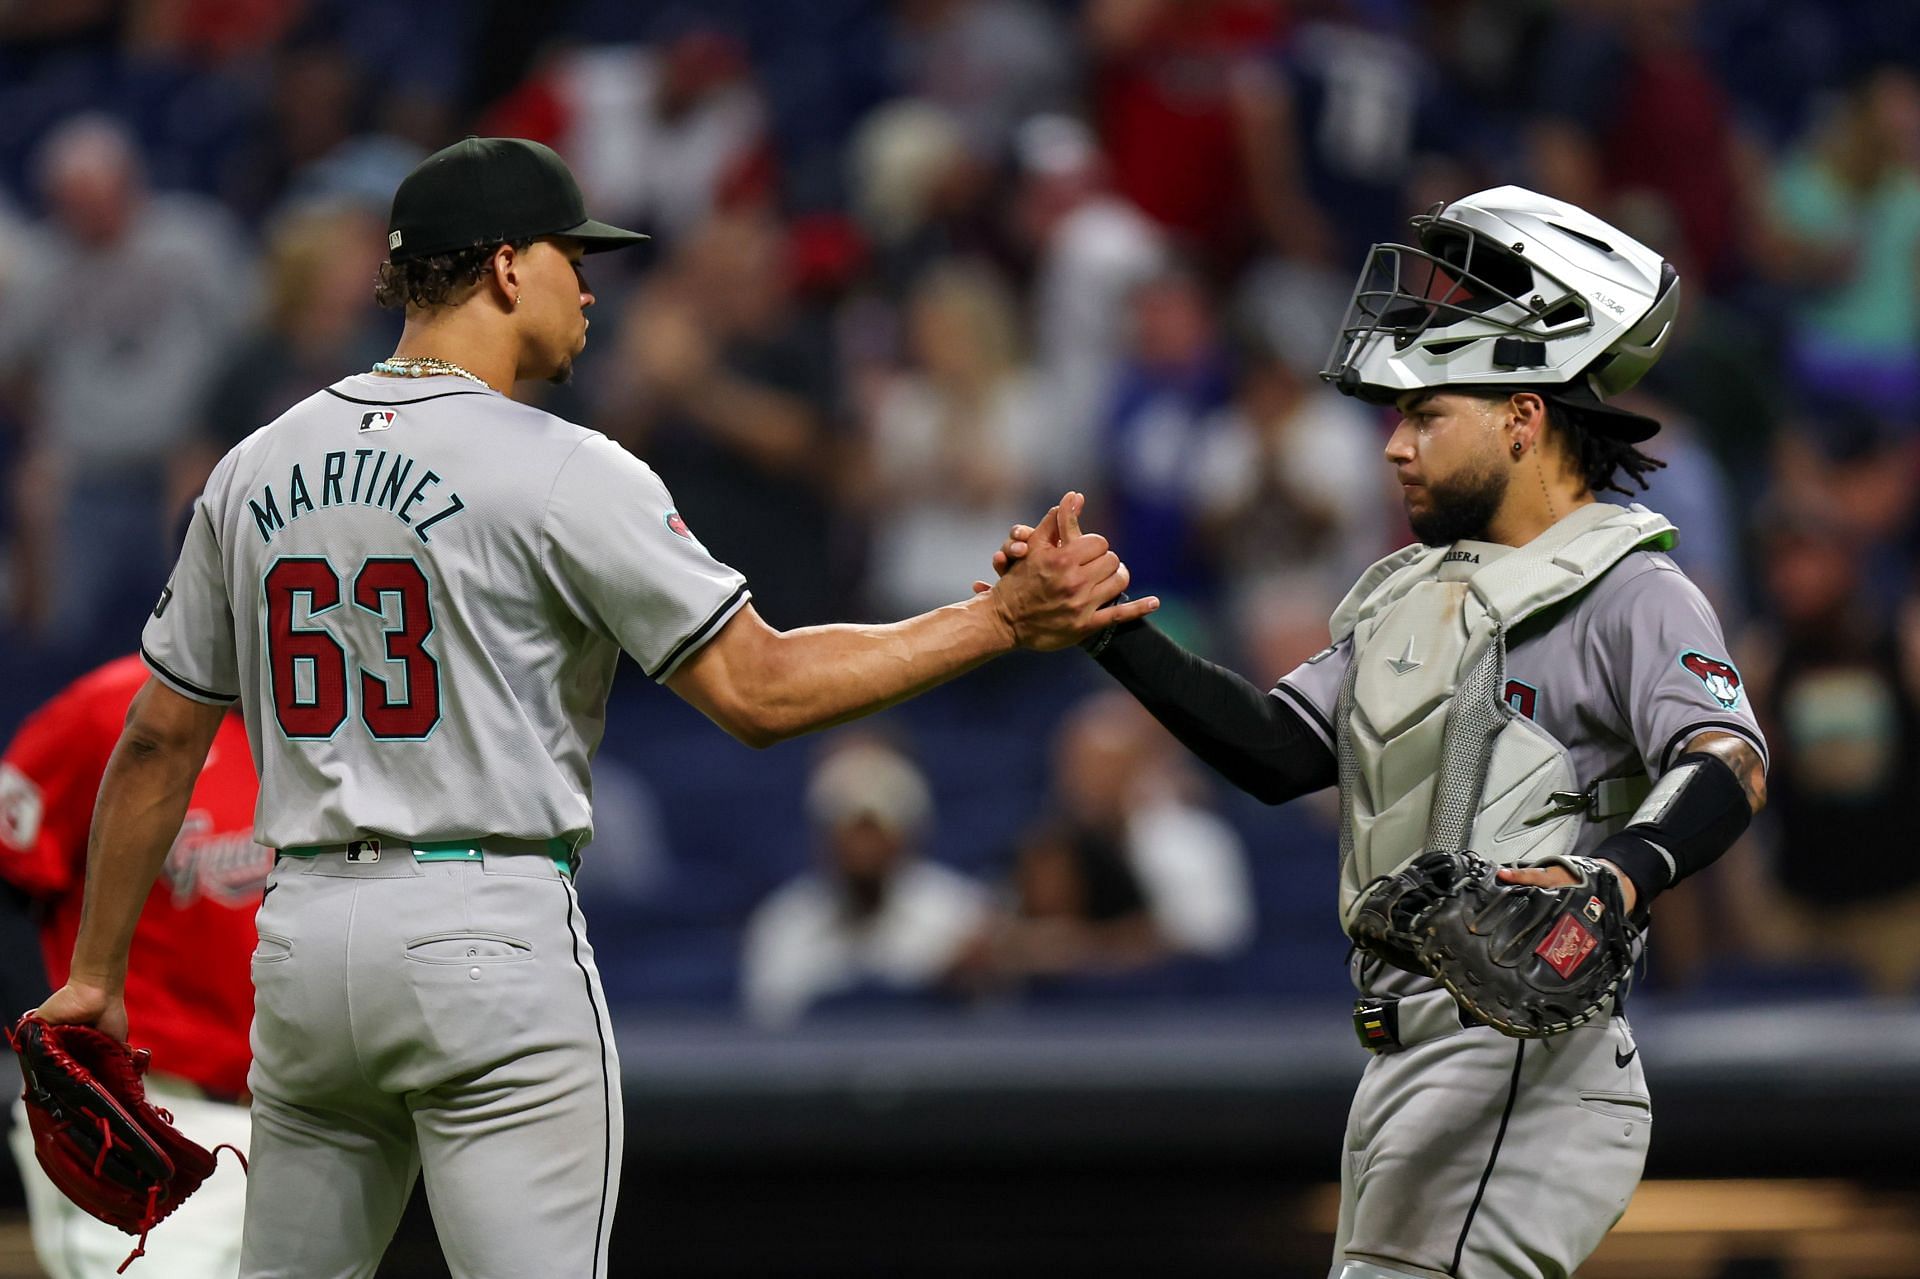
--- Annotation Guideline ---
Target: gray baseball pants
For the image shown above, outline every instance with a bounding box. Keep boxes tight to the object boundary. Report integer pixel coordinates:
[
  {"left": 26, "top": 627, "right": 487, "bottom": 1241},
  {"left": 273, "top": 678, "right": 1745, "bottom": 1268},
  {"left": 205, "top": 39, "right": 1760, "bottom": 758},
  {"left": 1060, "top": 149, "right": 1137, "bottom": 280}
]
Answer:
[
  {"left": 240, "top": 847, "right": 621, "bottom": 1279},
  {"left": 1333, "top": 995, "right": 1651, "bottom": 1278}
]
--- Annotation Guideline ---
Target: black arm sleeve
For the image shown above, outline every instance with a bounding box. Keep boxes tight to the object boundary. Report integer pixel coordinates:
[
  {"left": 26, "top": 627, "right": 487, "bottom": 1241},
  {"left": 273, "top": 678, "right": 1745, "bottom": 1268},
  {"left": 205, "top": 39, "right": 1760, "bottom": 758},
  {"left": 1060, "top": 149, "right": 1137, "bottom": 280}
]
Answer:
[
  {"left": 0, "top": 880, "right": 47, "bottom": 1019},
  {"left": 1593, "top": 748, "right": 1752, "bottom": 905},
  {"left": 1090, "top": 621, "right": 1337, "bottom": 804}
]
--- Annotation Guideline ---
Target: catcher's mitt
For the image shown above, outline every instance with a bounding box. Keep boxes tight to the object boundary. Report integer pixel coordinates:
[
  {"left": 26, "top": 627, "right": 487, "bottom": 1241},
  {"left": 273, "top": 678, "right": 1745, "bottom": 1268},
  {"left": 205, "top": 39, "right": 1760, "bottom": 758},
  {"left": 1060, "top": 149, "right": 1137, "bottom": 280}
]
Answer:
[
  {"left": 1354, "top": 850, "right": 1637, "bottom": 1039},
  {"left": 1347, "top": 844, "right": 1482, "bottom": 975},
  {"left": 7, "top": 1013, "right": 245, "bottom": 1273}
]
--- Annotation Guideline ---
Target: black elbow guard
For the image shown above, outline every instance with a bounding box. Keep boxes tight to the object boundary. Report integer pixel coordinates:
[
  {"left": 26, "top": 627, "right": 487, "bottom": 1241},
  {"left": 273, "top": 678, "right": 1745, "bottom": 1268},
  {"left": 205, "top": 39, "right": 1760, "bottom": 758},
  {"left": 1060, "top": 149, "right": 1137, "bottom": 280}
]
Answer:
[{"left": 1595, "top": 750, "right": 1752, "bottom": 903}]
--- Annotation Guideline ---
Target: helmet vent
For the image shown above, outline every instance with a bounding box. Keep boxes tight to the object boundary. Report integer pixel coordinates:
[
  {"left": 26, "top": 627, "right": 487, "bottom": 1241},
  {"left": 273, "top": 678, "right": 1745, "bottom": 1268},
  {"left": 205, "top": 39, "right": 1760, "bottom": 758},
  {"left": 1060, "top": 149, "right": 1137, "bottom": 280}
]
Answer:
[
  {"left": 1549, "top": 223, "right": 1615, "bottom": 254},
  {"left": 1654, "top": 260, "right": 1679, "bottom": 299}
]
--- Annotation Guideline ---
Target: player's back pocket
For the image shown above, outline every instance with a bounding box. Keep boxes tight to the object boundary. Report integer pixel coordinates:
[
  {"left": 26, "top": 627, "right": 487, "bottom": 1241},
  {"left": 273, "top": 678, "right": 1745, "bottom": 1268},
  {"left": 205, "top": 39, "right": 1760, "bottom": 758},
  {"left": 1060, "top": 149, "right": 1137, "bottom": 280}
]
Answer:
[
  {"left": 253, "top": 933, "right": 294, "bottom": 964},
  {"left": 404, "top": 930, "right": 534, "bottom": 965}
]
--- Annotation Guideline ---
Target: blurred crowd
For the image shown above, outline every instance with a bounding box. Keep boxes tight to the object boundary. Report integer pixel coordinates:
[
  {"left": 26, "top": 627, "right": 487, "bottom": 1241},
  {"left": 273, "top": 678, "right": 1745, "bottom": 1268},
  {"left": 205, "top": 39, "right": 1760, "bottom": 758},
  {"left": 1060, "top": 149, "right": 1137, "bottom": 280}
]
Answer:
[{"left": 1, "top": 0, "right": 1917, "bottom": 1018}]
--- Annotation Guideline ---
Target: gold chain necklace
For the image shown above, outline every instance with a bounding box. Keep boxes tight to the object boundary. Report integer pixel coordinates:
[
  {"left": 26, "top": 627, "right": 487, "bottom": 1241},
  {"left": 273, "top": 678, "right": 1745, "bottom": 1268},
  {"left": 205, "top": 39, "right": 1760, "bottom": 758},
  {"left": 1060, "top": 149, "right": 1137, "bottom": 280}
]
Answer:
[{"left": 370, "top": 356, "right": 490, "bottom": 388}]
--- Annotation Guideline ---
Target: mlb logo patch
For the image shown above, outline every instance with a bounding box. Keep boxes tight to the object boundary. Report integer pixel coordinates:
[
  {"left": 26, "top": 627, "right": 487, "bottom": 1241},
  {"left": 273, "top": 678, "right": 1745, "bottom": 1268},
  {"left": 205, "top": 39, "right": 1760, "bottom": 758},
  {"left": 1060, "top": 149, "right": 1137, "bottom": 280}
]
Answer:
[
  {"left": 360, "top": 410, "right": 398, "bottom": 433},
  {"left": 346, "top": 839, "right": 382, "bottom": 863},
  {"left": 1584, "top": 896, "right": 1605, "bottom": 923}
]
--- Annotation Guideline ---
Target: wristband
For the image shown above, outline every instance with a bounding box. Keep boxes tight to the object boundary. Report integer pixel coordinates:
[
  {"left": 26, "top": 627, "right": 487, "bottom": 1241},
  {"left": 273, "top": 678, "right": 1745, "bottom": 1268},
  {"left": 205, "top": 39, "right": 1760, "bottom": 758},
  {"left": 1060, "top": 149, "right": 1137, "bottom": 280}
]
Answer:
[{"left": 1594, "top": 749, "right": 1751, "bottom": 904}]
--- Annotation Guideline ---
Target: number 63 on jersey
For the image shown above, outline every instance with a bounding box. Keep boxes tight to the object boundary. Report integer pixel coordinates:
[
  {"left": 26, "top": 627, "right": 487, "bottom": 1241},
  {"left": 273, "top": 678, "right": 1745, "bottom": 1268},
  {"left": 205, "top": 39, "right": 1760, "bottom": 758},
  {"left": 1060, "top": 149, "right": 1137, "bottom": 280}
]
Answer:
[{"left": 263, "top": 556, "right": 441, "bottom": 741}]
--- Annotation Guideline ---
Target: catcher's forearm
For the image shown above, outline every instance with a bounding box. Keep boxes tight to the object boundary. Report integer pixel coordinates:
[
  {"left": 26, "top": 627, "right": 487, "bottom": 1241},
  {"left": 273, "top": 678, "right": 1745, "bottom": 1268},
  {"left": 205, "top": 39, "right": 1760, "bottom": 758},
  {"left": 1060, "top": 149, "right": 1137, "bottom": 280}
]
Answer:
[
  {"left": 67, "top": 686, "right": 223, "bottom": 990},
  {"left": 1091, "top": 621, "right": 1336, "bottom": 803}
]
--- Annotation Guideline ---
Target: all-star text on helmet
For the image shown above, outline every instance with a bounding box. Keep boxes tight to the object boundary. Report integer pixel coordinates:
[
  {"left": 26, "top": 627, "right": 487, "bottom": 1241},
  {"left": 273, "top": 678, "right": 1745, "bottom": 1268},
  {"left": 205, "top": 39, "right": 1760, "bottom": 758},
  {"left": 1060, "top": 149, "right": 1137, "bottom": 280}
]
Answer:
[{"left": 1321, "top": 186, "right": 1680, "bottom": 440}]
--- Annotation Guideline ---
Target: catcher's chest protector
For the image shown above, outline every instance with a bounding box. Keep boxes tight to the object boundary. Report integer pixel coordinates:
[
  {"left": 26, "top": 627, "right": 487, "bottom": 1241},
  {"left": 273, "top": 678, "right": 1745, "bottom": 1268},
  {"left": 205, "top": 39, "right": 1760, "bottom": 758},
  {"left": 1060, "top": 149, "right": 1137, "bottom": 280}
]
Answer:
[{"left": 1332, "top": 502, "right": 1675, "bottom": 933}]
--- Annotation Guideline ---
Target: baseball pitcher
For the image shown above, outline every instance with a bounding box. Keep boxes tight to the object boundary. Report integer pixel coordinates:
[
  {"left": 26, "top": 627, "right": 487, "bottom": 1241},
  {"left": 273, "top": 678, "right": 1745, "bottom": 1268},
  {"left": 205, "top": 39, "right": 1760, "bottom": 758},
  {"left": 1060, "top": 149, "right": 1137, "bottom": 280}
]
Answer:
[{"left": 29, "top": 137, "right": 1155, "bottom": 1279}]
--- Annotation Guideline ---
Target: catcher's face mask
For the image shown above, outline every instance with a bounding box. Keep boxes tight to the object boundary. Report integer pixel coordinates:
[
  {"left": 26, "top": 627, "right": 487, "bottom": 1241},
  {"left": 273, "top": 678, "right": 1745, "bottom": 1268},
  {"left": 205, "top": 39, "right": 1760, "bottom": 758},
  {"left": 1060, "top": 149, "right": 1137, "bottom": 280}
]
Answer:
[{"left": 1323, "top": 212, "right": 1592, "bottom": 406}]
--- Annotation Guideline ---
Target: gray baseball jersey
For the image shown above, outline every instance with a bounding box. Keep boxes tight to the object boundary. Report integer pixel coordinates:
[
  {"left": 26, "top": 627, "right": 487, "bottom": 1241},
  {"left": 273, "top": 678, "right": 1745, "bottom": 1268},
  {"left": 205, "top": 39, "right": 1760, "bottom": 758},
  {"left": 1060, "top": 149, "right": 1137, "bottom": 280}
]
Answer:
[
  {"left": 1284, "top": 536, "right": 1764, "bottom": 1279},
  {"left": 140, "top": 371, "right": 749, "bottom": 1279},
  {"left": 141, "top": 373, "right": 750, "bottom": 852},
  {"left": 1274, "top": 539, "right": 1767, "bottom": 855}
]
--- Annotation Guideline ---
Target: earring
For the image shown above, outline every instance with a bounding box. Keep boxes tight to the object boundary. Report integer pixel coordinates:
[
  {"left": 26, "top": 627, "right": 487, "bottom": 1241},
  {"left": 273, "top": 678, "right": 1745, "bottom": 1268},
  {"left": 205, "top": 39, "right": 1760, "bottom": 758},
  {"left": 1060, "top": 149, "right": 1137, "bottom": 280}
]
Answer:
[
  {"left": 513, "top": 295, "right": 521, "bottom": 308},
  {"left": 1512, "top": 440, "right": 1524, "bottom": 456}
]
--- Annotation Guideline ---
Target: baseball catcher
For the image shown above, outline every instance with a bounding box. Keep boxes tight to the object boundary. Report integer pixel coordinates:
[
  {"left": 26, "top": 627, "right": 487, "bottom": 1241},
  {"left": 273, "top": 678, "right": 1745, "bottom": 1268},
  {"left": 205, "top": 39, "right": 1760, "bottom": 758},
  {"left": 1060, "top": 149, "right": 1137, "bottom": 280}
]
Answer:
[{"left": 989, "top": 184, "right": 1769, "bottom": 1278}]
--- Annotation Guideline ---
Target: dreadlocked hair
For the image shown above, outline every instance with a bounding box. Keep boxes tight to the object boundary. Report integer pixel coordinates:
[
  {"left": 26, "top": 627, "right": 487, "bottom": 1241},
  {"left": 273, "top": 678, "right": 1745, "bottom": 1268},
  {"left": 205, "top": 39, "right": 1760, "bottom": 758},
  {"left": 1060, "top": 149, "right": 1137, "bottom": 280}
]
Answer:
[
  {"left": 1546, "top": 400, "right": 1666, "bottom": 497},
  {"left": 373, "top": 240, "right": 530, "bottom": 311}
]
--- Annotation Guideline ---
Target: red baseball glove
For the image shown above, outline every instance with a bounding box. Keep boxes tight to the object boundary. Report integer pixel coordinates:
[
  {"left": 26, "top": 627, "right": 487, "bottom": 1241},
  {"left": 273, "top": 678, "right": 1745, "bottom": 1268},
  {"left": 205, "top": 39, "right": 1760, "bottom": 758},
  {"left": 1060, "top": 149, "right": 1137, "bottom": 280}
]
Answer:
[{"left": 7, "top": 1013, "right": 245, "bottom": 1272}]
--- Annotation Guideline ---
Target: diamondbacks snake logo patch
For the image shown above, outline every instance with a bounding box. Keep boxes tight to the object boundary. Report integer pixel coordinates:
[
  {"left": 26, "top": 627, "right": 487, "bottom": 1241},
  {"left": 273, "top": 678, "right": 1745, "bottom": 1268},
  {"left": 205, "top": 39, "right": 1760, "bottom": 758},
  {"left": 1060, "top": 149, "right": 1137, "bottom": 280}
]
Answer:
[{"left": 1678, "top": 650, "right": 1742, "bottom": 710}]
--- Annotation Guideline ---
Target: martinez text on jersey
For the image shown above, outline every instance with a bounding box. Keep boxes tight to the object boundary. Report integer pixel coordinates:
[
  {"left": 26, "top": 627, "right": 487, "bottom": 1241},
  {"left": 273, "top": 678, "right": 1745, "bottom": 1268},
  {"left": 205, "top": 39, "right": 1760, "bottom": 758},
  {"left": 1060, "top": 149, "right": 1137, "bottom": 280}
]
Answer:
[{"left": 246, "top": 448, "right": 467, "bottom": 545}]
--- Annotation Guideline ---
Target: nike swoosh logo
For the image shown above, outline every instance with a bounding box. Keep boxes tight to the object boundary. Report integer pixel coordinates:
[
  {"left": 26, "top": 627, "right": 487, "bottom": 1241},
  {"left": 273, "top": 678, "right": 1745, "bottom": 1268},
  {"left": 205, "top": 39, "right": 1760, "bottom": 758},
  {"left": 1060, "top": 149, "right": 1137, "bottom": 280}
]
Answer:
[
  {"left": 1615, "top": 1046, "right": 1637, "bottom": 1068},
  {"left": 1387, "top": 637, "right": 1422, "bottom": 676}
]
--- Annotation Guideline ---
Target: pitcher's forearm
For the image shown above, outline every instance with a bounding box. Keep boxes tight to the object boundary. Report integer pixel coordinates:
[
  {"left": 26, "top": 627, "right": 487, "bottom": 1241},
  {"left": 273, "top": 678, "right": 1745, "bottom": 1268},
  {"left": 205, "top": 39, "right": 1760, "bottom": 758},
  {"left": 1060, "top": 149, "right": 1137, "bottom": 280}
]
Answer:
[
  {"left": 669, "top": 493, "right": 1152, "bottom": 747},
  {"left": 672, "top": 594, "right": 1018, "bottom": 746},
  {"left": 767, "top": 597, "right": 1017, "bottom": 734},
  {"left": 69, "top": 733, "right": 211, "bottom": 987}
]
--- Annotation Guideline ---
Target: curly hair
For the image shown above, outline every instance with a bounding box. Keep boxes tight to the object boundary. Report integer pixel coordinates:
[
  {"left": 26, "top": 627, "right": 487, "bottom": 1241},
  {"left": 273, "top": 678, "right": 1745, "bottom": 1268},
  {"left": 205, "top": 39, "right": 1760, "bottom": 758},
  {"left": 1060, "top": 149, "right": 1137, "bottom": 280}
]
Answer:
[
  {"left": 1555, "top": 405, "right": 1667, "bottom": 497},
  {"left": 373, "top": 240, "right": 529, "bottom": 311}
]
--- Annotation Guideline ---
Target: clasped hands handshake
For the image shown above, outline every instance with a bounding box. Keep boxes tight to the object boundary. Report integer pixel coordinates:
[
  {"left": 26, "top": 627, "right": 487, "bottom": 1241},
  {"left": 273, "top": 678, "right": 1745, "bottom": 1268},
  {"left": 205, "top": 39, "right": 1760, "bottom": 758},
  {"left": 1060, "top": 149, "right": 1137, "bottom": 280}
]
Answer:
[
  {"left": 977, "top": 492, "right": 1160, "bottom": 651},
  {"left": 973, "top": 500, "right": 1637, "bottom": 912}
]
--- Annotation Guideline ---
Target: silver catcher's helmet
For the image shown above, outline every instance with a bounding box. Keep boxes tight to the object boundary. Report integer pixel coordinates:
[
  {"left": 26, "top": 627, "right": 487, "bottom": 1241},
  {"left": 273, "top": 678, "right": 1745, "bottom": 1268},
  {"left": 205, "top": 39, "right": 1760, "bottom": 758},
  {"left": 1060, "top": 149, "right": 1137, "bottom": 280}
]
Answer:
[{"left": 1321, "top": 185, "right": 1680, "bottom": 441}]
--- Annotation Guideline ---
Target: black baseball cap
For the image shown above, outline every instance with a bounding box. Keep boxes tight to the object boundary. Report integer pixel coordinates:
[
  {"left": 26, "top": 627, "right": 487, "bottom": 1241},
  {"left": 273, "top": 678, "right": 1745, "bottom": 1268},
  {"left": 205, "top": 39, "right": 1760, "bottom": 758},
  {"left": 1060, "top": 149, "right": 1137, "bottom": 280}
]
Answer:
[
  {"left": 1543, "top": 379, "right": 1661, "bottom": 444},
  {"left": 1440, "top": 379, "right": 1662, "bottom": 444},
  {"left": 385, "top": 136, "right": 648, "bottom": 263}
]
